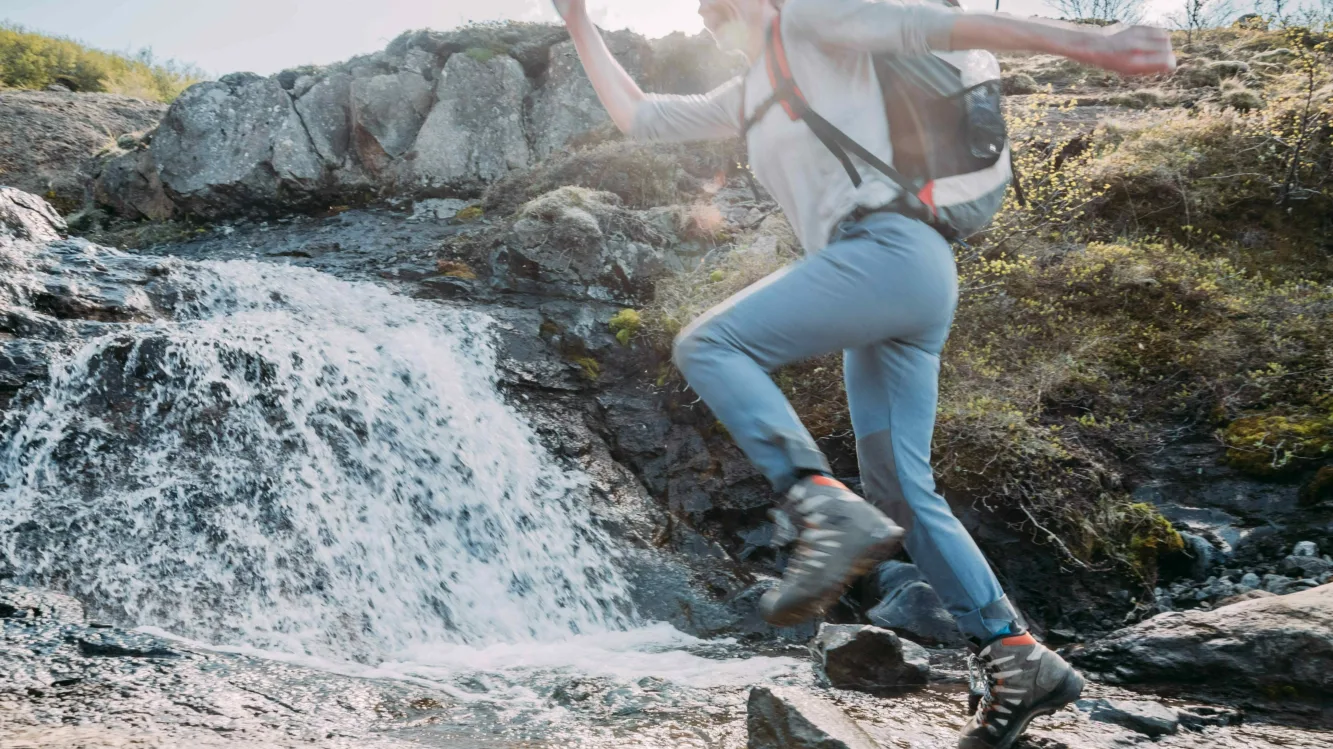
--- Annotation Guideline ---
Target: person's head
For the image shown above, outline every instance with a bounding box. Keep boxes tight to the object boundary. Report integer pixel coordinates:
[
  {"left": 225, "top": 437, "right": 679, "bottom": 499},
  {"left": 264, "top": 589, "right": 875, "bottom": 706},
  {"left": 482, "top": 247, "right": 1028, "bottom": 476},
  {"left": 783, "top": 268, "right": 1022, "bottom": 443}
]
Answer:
[{"left": 698, "top": 0, "right": 777, "bottom": 57}]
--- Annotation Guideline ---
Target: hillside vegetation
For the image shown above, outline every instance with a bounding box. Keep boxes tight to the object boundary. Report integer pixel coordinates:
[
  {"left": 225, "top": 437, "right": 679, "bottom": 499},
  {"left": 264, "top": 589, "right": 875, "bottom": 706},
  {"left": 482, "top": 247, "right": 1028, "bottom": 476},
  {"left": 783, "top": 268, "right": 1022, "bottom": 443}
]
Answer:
[{"left": 0, "top": 23, "right": 202, "bottom": 102}]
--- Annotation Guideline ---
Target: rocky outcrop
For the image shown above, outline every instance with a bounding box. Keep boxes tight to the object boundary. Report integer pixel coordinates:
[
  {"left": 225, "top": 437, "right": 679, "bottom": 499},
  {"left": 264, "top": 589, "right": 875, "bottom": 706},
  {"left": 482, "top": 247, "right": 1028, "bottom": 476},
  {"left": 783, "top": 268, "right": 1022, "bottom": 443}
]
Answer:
[
  {"left": 0, "top": 91, "right": 165, "bottom": 213},
  {"left": 406, "top": 53, "right": 531, "bottom": 190},
  {"left": 529, "top": 33, "right": 650, "bottom": 159},
  {"left": 811, "top": 624, "right": 930, "bottom": 692},
  {"left": 746, "top": 686, "right": 879, "bottom": 749},
  {"left": 1071, "top": 584, "right": 1333, "bottom": 697},
  {"left": 90, "top": 24, "right": 739, "bottom": 221},
  {"left": 153, "top": 73, "right": 326, "bottom": 216},
  {"left": 0, "top": 190, "right": 173, "bottom": 413}
]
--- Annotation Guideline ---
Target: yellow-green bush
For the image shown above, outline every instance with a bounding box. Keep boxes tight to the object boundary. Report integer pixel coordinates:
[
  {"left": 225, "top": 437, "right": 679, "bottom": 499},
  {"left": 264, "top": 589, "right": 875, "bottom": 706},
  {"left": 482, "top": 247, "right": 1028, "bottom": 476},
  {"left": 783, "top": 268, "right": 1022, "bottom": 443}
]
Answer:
[{"left": 0, "top": 23, "right": 202, "bottom": 101}]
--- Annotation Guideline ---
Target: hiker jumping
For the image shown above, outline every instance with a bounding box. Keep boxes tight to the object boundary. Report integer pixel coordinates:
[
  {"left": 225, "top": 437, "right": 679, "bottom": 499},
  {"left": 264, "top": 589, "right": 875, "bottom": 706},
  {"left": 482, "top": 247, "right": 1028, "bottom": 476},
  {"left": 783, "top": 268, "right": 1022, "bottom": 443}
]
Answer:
[{"left": 550, "top": 1, "right": 1175, "bottom": 746}]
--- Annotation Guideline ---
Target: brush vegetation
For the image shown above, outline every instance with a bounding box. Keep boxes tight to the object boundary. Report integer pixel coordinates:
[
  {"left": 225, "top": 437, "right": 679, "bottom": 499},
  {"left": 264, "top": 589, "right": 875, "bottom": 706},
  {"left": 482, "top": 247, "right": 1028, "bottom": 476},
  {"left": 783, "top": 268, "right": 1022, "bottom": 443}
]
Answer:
[{"left": 0, "top": 22, "right": 203, "bottom": 102}]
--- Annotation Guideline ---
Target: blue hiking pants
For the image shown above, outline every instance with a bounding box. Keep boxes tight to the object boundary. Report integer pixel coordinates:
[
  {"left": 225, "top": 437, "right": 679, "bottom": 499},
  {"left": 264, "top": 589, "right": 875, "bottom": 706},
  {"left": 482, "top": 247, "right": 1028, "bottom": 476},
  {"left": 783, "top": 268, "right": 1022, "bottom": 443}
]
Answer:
[{"left": 673, "top": 211, "right": 1022, "bottom": 643}]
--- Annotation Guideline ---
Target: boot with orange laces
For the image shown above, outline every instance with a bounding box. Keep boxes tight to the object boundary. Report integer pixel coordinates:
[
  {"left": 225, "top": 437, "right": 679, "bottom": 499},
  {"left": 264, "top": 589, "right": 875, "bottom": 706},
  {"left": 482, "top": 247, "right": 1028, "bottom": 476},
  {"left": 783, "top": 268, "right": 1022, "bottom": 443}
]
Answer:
[
  {"left": 759, "top": 474, "right": 905, "bottom": 626},
  {"left": 960, "top": 632, "right": 1086, "bottom": 749}
]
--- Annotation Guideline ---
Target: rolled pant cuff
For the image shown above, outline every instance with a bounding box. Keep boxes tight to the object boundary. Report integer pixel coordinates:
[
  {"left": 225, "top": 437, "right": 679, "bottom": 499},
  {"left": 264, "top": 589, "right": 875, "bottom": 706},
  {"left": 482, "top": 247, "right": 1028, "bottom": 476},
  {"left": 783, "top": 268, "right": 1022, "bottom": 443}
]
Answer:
[
  {"left": 769, "top": 429, "right": 832, "bottom": 493},
  {"left": 956, "top": 595, "right": 1028, "bottom": 648}
]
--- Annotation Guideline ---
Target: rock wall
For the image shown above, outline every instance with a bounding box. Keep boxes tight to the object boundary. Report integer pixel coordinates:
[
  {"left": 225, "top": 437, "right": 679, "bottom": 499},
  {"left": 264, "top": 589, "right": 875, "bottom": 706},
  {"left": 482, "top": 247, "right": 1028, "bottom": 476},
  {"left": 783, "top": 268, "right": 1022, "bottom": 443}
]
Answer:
[{"left": 92, "top": 24, "right": 744, "bottom": 221}]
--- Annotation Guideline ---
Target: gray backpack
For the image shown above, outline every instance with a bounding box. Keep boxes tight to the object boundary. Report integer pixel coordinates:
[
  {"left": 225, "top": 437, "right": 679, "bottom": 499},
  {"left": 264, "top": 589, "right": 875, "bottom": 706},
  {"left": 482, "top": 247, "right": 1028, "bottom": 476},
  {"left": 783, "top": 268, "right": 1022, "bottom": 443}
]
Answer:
[{"left": 742, "top": 12, "right": 1012, "bottom": 239}]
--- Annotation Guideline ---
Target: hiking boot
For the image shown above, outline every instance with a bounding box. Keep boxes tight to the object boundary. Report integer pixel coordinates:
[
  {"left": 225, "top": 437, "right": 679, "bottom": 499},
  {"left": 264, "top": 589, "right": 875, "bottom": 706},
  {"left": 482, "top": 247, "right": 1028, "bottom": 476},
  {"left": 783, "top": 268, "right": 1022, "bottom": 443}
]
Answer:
[
  {"left": 959, "top": 633, "right": 1085, "bottom": 749},
  {"left": 759, "top": 475, "right": 904, "bottom": 626}
]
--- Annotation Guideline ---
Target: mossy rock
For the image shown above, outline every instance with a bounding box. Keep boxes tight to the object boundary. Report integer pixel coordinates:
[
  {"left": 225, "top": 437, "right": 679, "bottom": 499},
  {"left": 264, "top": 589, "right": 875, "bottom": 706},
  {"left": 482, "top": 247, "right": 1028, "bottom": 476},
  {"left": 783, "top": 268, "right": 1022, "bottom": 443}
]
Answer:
[
  {"left": 1221, "top": 87, "right": 1263, "bottom": 111},
  {"left": 609, "top": 309, "right": 642, "bottom": 346},
  {"left": 1206, "top": 60, "right": 1251, "bottom": 79},
  {"left": 1224, "top": 414, "right": 1333, "bottom": 477},
  {"left": 1002, "top": 72, "right": 1041, "bottom": 95}
]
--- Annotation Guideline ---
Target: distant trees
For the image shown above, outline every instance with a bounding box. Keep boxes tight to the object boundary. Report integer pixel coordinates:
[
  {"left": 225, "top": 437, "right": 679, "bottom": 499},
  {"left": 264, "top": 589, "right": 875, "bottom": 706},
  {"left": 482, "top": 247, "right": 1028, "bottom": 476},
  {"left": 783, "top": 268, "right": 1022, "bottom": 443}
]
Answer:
[
  {"left": 1049, "top": 0, "right": 1147, "bottom": 23},
  {"left": 1169, "top": 0, "right": 1236, "bottom": 42}
]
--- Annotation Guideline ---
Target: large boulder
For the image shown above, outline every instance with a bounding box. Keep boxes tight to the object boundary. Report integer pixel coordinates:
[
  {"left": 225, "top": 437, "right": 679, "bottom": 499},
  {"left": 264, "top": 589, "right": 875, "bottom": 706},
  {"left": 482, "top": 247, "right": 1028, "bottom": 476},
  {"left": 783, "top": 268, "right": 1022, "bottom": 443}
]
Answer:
[
  {"left": 153, "top": 74, "right": 325, "bottom": 217},
  {"left": 529, "top": 33, "right": 651, "bottom": 159},
  {"left": 1071, "top": 583, "right": 1333, "bottom": 697},
  {"left": 0, "top": 90, "right": 165, "bottom": 212},
  {"left": 746, "top": 686, "right": 879, "bottom": 749},
  {"left": 407, "top": 53, "right": 531, "bottom": 190},
  {"left": 811, "top": 623, "right": 930, "bottom": 692}
]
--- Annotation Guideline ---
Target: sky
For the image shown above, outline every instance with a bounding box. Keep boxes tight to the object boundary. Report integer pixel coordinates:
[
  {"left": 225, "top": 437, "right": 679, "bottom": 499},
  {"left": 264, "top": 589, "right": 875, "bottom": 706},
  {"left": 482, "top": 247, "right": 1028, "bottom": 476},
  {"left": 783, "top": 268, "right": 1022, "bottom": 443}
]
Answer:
[{"left": 3, "top": 0, "right": 1205, "bottom": 77}]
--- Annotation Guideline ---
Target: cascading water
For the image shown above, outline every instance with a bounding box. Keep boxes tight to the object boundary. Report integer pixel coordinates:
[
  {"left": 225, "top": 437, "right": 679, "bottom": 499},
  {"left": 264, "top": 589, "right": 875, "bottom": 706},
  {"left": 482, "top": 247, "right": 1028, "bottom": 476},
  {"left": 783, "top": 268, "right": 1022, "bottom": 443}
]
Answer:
[{"left": 0, "top": 257, "right": 635, "bottom": 661}]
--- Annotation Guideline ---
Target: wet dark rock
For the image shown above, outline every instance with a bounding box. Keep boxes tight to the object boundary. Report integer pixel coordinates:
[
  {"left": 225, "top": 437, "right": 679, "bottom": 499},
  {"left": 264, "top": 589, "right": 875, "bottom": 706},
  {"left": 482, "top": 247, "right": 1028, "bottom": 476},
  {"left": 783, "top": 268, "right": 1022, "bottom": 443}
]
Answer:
[
  {"left": 1072, "top": 584, "right": 1333, "bottom": 697},
  {"left": 746, "top": 686, "right": 879, "bottom": 749},
  {"left": 0, "top": 585, "right": 85, "bottom": 622},
  {"left": 1077, "top": 698, "right": 1179, "bottom": 737},
  {"left": 73, "top": 629, "right": 179, "bottom": 658},
  {"left": 0, "top": 185, "right": 67, "bottom": 242},
  {"left": 1281, "top": 554, "right": 1333, "bottom": 580},
  {"left": 1178, "top": 531, "right": 1218, "bottom": 581},
  {"left": 1177, "top": 704, "right": 1243, "bottom": 729},
  {"left": 811, "top": 624, "right": 930, "bottom": 692},
  {"left": 864, "top": 561, "right": 965, "bottom": 648}
]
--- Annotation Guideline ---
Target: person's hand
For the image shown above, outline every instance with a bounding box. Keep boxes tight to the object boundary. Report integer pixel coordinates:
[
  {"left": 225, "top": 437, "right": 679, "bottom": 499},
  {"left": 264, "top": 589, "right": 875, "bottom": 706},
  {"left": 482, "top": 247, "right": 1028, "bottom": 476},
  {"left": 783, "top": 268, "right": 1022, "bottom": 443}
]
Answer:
[
  {"left": 1077, "top": 25, "right": 1177, "bottom": 76},
  {"left": 551, "top": 0, "right": 587, "bottom": 23}
]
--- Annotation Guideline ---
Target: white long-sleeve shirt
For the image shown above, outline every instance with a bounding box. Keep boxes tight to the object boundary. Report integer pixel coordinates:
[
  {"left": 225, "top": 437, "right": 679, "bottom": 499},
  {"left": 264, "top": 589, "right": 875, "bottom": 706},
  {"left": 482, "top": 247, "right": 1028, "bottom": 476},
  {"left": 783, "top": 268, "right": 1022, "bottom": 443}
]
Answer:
[{"left": 629, "top": 0, "right": 958, "bottom": 253}]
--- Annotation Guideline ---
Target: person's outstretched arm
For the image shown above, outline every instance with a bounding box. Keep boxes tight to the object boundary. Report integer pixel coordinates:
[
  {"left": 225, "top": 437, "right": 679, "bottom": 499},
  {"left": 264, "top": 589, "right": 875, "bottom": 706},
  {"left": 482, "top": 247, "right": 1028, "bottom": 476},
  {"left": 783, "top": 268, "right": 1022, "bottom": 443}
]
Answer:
[
  {"left": 948, "top": 14, "right": 1175, "bottom": 75},
  {"left": 788, "top": 0, "right": 1175, "bottom": 76},
  {"left": 550, "top": 0, "right": 743, "bottom": 143},
  {"left": 552, "top": 0, "right": 645, "bottom": 133}
]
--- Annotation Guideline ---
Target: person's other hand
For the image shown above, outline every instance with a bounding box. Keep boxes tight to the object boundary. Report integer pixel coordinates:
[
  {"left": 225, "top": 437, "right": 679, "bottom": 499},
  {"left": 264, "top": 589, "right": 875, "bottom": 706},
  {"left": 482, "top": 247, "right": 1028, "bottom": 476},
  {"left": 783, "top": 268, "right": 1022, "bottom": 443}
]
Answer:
[
  {"left": 1077, "top": 25, "right": 1177, "bottom": 76},
  {"left": 551, "top": 0, "right": 587, "bottom": 23}
]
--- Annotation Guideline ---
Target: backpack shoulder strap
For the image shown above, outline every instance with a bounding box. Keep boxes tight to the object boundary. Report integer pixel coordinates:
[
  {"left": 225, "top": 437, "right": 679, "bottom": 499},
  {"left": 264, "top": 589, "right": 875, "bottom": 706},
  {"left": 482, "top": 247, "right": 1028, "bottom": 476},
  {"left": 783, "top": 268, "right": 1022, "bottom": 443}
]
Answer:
[{"left": 760, "top": 14, "right": 923, "bottom": 205}]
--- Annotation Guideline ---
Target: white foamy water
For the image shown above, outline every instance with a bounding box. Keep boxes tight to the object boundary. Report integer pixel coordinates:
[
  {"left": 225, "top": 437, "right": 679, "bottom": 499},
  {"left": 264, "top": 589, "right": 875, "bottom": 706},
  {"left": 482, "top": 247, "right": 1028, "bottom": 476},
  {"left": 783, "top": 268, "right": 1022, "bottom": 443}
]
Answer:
[{"left": 0, "top": 259, "right": 635, "bottom": 659}]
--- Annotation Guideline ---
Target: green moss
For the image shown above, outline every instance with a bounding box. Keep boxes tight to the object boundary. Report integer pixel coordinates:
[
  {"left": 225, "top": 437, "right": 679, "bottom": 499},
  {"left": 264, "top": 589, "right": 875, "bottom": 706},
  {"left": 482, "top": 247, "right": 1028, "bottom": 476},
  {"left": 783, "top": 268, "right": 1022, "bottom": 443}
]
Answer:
[
  {"left": 455, "top": 206, "right": 484, "bottom": 223},
  {"left": 1124, "top": 503, "right": 1185, "bottom": 578},
  {"left": 464, "top": 46, "right": 499, "bottom": 63},
  {"left": 436, "top": 260, "right": 477, "bottom": 280},
  {"left": 570, "top": 356, "right": 600, "bottom": 381},
  {"left": 609, "top": 309, "right": 642, "bottom": 346},
  {"left": 1224, "top": 413, "right": 1333, "bottom": 477}
]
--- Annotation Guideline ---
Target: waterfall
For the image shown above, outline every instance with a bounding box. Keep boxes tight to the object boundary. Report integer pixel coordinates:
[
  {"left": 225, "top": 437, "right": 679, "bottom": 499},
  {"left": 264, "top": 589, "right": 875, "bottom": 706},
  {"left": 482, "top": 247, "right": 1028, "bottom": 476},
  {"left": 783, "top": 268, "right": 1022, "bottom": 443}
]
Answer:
[{"left": 0, "top": 258, "right": 635, "bottom": 662}]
